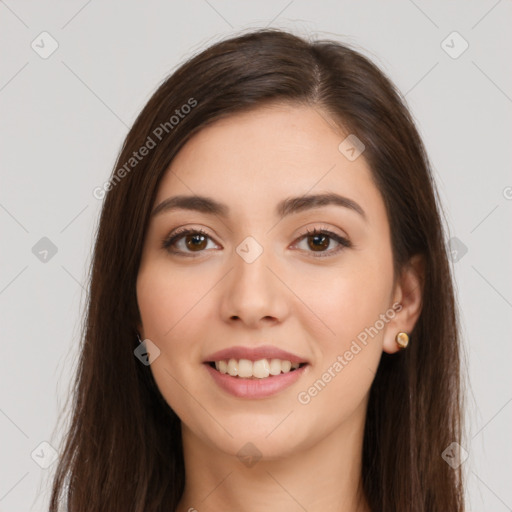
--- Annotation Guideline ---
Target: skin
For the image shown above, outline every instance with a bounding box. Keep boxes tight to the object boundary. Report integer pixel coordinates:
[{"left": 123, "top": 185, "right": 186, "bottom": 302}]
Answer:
[{"left": 136, "top": 103, "right": 424, "bottom": 512}]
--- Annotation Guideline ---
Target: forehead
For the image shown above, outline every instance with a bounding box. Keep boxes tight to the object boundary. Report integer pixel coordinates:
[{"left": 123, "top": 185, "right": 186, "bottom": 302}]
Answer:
[{"left": 155, "top": 104, "right": 384, "bottom": 222}]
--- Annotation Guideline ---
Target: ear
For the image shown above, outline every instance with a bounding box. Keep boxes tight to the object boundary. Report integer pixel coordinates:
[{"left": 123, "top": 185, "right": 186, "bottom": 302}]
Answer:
[{"left": 383, "top": 254, "right": 425, "bottom": 354}]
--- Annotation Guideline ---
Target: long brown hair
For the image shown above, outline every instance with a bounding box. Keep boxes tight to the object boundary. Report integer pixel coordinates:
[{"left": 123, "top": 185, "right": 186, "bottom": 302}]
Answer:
[{"left": 49, "top": 28, "right": 465, "bottom": 511}]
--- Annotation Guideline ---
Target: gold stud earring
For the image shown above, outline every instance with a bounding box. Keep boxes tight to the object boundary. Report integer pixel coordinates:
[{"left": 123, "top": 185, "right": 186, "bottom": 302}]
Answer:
[{"left": 395, "top": 332, "right": 409, "bottom": 350}]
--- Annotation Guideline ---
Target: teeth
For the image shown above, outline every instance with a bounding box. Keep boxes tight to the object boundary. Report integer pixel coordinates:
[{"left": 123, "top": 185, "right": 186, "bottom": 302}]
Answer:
[
  {"left": 253, "top": 359, "right": 270, "bottom": 378},
  {"left": 238, "top": 359, "right": 253, "bottom": 378},
  {"left": 269, "top": 358, "right": 282, "bottom": 375},
  {"left": 281, "top": 360, "right": 292, "bottom": 373},
  {"left": 213, "top": 358, "right": 304, "bottom": 379},
  {"left": 227, "top": 358, "right": 238, "bottom": 376}
]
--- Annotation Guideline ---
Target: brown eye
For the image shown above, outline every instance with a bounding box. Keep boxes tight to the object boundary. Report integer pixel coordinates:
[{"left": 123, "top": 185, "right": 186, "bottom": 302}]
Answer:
[
  {"left": 184, "top": 233, "right": 208, "bottom": 251},
  {"left": 294, "top": 228, "right": 352, "bottom": 258},
  {"left": 162, "top": 228, "right": 217, "bottom": 256},
  {"left": 307, "top": 232, "right": 330, "bottom": 252}
]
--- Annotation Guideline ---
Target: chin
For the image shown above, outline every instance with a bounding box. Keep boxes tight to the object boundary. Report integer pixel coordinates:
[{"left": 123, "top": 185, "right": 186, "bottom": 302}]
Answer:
[{"left": 189, "top": 414, "right": 310, "bottom": 461}]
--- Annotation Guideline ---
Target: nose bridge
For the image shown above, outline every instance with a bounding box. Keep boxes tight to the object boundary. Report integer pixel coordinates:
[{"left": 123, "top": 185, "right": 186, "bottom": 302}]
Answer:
[{"left": 220, "top": 234, "right": 287, "bottom": 325}]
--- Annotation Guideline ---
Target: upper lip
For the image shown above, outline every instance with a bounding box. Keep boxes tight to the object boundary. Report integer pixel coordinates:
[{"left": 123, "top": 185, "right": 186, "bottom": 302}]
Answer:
[{"left": 204, "top": 345, "right": 309, "bottom": 364}]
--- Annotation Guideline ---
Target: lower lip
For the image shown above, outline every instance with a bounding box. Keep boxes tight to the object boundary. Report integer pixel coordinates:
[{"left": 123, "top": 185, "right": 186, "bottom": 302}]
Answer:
[{"left": 204, "top": 363, "right": 309, "bottom": 399}]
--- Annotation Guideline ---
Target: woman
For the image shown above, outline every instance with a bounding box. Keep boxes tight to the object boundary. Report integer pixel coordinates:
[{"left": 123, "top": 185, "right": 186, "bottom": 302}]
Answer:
[{"left": 49, "top": 28, "right": 465, "bottom": 511}]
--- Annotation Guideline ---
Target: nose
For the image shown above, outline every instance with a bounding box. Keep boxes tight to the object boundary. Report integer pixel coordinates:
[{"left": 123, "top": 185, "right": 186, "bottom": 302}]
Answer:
[{"left": 219, "top": 243, "right": 290, "bottom": 329}]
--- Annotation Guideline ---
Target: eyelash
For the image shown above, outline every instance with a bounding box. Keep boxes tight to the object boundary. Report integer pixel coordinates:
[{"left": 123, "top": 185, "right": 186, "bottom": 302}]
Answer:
[{"left": 161, "top": 227, "right": 352, "bottom": 258}]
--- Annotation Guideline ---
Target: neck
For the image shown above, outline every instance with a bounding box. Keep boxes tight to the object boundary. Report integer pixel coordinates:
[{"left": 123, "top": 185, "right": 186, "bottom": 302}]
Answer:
[{"left": 175, "top": 402, "right": 371, "bottom": 512}]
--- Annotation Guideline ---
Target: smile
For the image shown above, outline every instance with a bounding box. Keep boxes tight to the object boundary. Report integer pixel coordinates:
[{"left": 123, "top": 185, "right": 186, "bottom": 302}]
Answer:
[
  {"left": 208, "top": 358, "right": 307, "bottom": 379},
  {"left": 204, "top": 360, "right": 309, "bottom": 399}
]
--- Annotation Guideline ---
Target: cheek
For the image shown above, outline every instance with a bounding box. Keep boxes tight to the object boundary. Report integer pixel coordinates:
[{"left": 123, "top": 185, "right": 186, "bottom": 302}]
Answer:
[
  {"left": 298, "top": 253, "right": 394, "bottom": 349},
  {"left": 137, "top": 260, "right": 213, "bottom": 340},
  {"left": 136, "top": 263, "right": 211, "bottom": 423},
  {"left": 290, "top": 252, "right": 393, "bottom": 418},
  {"left": 293, "top": 264, "right": 390, "bottom": 428}
]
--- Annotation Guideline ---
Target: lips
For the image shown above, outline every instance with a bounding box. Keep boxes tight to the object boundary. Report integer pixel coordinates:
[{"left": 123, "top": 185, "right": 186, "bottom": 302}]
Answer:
[
  {"left": 203, "top": 345, "right": 310, "bottom": 398},
  {"left": 203, "top": 345, "right": 309, "bottom": 364},
  {"left": 204, "top": 360, "right": 309, "bottom": 399}
]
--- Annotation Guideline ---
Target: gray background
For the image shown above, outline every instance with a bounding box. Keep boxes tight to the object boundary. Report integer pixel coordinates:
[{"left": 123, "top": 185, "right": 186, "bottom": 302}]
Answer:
[{"left": 1, "top": 1, "right": 511, "bottom": 510}]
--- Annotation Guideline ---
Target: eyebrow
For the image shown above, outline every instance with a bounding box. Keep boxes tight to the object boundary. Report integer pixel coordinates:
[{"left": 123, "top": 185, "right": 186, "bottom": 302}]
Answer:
[{"left": 151, "top": 192, "right": 367, "bottom": 222}]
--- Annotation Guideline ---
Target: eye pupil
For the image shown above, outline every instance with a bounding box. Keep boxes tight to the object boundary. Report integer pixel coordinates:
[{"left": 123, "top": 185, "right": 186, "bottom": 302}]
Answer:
[
  {"left": 185, "top": 234, "right": 207, "bottom": 251},
  {"left": 308, "top": 234, "right": 329, "bottom": 251}
]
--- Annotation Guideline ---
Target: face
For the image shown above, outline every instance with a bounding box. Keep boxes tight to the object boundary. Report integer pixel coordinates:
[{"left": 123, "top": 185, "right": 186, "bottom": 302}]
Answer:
[{"left": 136, "top": 103, "right": 401, "bottom": 459}]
